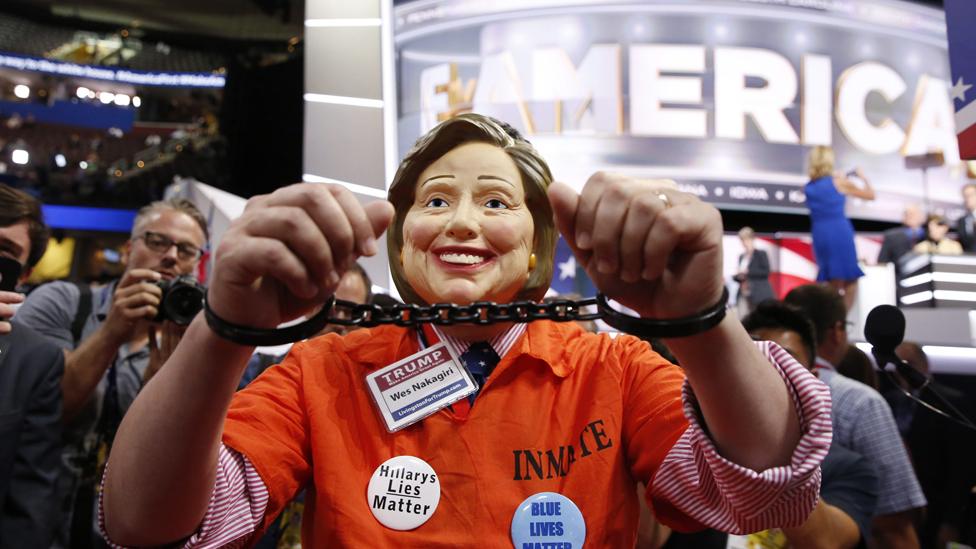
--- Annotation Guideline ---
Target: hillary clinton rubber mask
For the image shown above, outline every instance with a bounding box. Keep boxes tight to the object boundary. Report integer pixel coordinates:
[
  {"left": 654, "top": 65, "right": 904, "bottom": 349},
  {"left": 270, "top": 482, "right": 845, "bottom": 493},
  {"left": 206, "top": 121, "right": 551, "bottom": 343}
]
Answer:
[{"left": 387, "top": 114, "right": 557, "bottom": 306}]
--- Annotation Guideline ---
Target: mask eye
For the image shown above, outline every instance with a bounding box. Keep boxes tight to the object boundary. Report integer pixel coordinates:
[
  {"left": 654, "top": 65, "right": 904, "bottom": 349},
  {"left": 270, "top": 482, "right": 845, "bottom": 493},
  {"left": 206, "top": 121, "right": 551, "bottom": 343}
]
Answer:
[
  {"left": 485, "top": 199, "right": 508, "bottom": 209},
  {"left": 426, "top": 197, "right": 449, "bottom": 208}
]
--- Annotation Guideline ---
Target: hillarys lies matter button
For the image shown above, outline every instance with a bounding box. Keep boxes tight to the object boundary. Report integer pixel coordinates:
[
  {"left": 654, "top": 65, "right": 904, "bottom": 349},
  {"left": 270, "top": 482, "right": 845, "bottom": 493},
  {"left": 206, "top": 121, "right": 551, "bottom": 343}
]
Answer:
[
  {"left": 366, "top": 455, "right": 440, "bottom": 530},
  {"left": 511, "top": 491, "right": 586, "bottom": 548}
]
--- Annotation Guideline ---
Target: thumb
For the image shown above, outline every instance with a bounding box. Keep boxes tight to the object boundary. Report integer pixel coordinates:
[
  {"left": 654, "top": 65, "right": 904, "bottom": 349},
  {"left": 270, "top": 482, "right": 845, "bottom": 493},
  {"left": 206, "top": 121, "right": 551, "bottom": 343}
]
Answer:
[
  {"left": 364, "top": 200, "right": 395, "bottom": 240},
  {"left": 548, "top": 182, "right": 587, "bottom": 262}
]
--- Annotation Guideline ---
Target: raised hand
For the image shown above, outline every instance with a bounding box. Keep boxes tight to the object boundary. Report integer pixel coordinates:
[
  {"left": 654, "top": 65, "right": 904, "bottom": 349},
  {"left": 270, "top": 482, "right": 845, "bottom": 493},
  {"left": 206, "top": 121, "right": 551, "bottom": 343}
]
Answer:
[
  {"left": 548, "top": 172, "right": 725, "bottom": 319},
  {"left": 207, "top": 183, "right": 394, "bottom": 330},
  {"left": 103, "top": 268, "right": 164, "bottom": 340},
  {"left": 0, "top": 290, "right": 24, "bottom": 334}
]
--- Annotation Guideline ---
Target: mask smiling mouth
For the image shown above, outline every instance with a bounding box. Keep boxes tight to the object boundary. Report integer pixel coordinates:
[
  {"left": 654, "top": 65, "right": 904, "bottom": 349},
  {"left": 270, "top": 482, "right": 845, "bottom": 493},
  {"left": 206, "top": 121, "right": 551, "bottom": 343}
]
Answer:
[
  {"left": 440, "top": 252, "right": 486, "bottom": 265},
  {"left": 433, "top": 247, "right": 495, "bottom": 267}
]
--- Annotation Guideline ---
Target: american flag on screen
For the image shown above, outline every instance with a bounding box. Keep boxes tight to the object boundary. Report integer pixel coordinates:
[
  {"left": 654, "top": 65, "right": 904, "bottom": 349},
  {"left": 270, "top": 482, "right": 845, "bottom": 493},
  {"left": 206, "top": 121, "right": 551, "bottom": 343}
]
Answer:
[{"left": 946, "top": 0, "right": 976, "bottom": 160}]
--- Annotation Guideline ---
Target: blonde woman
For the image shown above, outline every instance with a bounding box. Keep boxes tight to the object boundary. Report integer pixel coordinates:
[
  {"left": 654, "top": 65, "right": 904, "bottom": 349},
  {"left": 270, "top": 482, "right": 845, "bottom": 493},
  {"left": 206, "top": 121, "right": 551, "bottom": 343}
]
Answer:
[{"left": 804, "top": 146, "right": 875, "bottom": 310}]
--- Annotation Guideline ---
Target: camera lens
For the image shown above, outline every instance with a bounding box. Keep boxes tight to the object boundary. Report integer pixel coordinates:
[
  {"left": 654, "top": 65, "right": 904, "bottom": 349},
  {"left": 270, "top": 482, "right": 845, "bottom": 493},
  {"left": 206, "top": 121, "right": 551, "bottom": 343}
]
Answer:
[
  {"left": 164, "top": 283, "right": 204, "bottom": 325},
  {"left": 155, "top": 276, "right": 205, "bottom": 325}
]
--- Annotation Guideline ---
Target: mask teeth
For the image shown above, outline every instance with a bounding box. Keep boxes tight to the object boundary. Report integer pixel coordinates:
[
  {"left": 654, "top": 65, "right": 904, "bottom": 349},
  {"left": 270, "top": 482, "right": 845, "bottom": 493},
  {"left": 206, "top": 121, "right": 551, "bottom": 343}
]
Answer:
[{"left": 440, "top": 252, "right": 485, "bottom": 265}]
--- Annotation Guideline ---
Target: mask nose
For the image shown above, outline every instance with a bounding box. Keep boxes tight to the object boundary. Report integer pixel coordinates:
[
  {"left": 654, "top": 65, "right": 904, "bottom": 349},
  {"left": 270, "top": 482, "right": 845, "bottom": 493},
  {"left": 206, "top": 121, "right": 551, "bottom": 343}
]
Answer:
[{"left": 445, "top": 198, "right": 479, "bottom": 240}]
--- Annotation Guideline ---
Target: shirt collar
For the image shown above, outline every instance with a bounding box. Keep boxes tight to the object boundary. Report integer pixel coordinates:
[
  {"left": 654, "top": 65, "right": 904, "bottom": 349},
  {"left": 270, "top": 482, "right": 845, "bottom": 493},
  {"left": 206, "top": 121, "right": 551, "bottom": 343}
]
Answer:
[
  {"left": 118, "top": 342, "right": 149, "bottom": 362},
  {"left": 511, "top": 320, "right": 591, "bottom": 377},
  {"left": 428, "top": 323, "right": 526, "bottom": 360},
  {"left": 426, "top": 321, "right": 582, "bottom": 377},
  {"left": 814, "top": 356, "right": 835, "bottom": 371}
]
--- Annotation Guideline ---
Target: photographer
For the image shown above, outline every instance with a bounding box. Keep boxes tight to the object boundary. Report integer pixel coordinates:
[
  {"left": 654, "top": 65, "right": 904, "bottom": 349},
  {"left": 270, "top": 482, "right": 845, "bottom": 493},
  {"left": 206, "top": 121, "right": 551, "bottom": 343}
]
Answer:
[{"left": 14, "top": 198, "right": 207, "bottom": 548}]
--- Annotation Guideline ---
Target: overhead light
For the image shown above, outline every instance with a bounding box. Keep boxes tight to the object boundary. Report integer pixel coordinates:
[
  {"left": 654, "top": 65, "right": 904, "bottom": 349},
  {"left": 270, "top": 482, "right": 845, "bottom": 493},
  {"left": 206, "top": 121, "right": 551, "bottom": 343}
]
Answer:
[
  {"left": 54, "top": 154, "right": 66, "bottom": 168},
  {"left": 99, "top": 92, "right": 115, "bottom": 104},
  {"left": 12, "top": 149, "right": 29, "bottom": 165},
  {"left": 900, "top": 271, "right": 976, "bottom": 287},
  {"left": 304, "top": 18, "right": 382, "bottom": 27},
  {"left": 114, "top": 93, "right": 130, "bottom": 106},
  {"left": 76, "top": 86, "right": 90, "bottom": 99},
  {"left": 79, "top": 160, "right": 89, "bottom": 169},
  {"left": 132, "top": 96, "right": 141, "bottom": 107},
  {"left": 900, "top": 291, "right": 933, "bottom": 305},
  {"left": 933, "top": 290, "right": 976, "bottom": 302},
  {"left": 302, "top": 173, "right": 388, "bottom": 198},
  {"left": 13, "top": 84, "right": 29, "bottom": 99},
  {"left": 303, "top": 93, "right": 384, "bottom": 109}
]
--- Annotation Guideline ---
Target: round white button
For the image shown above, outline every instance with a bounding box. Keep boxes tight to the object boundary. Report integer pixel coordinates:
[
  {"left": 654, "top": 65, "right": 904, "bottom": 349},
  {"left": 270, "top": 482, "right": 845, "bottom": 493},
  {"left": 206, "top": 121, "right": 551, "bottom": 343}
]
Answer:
[
  {"left": 511, "top": 492, "right": 586, "bottom": 548},
  {"left": 366, "top": 455, "right": 440, "bottom": 530}
]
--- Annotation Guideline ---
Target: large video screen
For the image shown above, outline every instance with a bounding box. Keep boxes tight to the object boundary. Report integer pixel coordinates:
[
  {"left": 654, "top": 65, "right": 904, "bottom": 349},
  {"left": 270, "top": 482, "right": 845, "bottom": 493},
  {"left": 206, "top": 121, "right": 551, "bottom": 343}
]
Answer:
[{"left": 393, "top": 0, "right": 967, "bottom": 223}]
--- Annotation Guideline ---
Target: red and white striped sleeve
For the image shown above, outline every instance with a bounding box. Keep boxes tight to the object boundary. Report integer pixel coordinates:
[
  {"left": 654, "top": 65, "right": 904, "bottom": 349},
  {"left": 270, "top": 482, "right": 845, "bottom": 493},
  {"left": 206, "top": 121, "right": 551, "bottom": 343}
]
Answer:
[
  {"left": 98, "top": 444, "right": 269, "bottom": 549},
  {"left": 650, "top": 340, "right": 833, "bottom": 534}
]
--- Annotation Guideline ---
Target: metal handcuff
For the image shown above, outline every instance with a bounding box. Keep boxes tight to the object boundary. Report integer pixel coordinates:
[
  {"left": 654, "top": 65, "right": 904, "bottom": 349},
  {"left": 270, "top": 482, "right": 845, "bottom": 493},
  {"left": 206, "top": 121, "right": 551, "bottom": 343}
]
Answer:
[{"left": 204, "top": 287, "right": 729, "bottom": 347}]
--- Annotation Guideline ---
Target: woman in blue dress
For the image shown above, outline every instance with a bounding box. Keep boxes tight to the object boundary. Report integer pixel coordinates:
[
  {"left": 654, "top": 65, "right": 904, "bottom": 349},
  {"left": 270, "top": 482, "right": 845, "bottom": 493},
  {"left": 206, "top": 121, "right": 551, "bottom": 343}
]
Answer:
[{"left": 805, "top": 145, "right": 875, "bottom": 311}]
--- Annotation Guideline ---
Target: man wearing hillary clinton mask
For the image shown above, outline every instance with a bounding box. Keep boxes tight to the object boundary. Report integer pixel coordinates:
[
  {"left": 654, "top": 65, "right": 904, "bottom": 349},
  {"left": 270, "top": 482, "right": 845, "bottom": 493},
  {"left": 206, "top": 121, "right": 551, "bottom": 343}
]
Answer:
[{"left": 102, "top": 114, "right": 830, "bottom": 547}]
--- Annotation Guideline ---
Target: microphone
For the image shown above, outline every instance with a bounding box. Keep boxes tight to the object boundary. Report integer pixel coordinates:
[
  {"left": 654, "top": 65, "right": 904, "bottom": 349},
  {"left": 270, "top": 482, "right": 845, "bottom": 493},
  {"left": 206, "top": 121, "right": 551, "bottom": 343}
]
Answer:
[
  {"left": 864, "top": 305, "right": 976, "bottom": 433},
  {"left": 863, "top": 304, "right": 928, "bottom": 390},
  {"left": 864, "top": 305, "right": 904, "bottom": 353}
]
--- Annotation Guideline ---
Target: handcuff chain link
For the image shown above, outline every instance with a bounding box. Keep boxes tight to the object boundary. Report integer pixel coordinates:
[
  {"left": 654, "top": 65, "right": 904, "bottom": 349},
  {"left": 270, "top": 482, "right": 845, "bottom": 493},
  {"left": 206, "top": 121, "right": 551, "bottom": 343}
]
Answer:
[{"left": 336, "top": 298, "right": 601, "bottom": 328}]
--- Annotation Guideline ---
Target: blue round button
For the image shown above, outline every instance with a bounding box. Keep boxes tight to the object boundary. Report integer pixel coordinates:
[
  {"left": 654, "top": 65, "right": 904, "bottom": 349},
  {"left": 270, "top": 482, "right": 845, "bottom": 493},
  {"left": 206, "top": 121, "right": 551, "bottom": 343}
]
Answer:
[{"left": 511, "top": 492, "right": 586, "bottom": 549}]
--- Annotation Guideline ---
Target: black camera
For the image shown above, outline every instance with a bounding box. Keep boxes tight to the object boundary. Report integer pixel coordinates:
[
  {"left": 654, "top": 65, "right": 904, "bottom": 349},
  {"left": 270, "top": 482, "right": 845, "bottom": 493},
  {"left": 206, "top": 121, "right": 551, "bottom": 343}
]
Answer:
[
  {"left": 154, "top": 275, "right": 206, "bottom": 325},
  {"left": 0, "top": 256, "right": 22, "bottom": 292}
]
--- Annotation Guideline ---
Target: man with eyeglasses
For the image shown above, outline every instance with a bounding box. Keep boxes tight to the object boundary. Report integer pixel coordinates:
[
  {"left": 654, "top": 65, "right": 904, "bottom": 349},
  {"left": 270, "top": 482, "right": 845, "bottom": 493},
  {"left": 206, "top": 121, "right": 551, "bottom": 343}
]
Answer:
[
  {"left": 785, "top": 284, "right": 926, "bottom": 549},
  {"left": 15, "top": 197, "right": 207, "bottom": 548}
]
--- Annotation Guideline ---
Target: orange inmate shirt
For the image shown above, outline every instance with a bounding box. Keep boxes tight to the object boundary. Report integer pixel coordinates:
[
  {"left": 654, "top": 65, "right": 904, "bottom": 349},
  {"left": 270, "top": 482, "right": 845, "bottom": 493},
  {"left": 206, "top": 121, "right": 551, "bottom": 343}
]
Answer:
[{"left": 222, "top": 320, "right": 700, "bottom": 547}]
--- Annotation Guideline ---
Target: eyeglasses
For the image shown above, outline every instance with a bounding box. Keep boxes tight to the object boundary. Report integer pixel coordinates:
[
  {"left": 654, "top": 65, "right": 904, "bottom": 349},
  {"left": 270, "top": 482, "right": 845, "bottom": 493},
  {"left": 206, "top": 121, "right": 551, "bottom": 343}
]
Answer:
[{"left": 137, "top": 231, "right": 203, "bottom": 261}]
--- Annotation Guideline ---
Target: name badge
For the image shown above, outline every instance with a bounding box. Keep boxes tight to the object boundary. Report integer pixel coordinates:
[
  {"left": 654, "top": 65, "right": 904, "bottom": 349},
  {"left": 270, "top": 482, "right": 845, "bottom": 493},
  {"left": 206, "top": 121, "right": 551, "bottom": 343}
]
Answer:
[{"left": 365, "top": 341, "right": 478, "bottom": 432}]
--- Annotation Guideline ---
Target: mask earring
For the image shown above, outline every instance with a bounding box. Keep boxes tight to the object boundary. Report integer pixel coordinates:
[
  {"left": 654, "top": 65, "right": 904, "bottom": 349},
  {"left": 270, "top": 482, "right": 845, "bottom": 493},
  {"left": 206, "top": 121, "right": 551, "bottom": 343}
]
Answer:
[{"left": 528, "top": 253, "right": 537, "bottom": 272}]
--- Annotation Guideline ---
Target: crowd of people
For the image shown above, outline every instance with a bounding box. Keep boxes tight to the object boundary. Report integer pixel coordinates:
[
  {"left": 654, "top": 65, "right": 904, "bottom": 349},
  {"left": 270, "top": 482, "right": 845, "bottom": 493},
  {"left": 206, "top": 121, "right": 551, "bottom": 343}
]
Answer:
[{"left": 0, "top": 113, "right": 974, "bottom": 549}]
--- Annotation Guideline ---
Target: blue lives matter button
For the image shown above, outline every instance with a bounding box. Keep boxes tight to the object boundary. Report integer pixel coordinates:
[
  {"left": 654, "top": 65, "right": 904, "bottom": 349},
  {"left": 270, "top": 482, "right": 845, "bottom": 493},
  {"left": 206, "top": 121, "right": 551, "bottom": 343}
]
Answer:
[{"left": 510, "top": 492, "right": 586, "bottom": 549}]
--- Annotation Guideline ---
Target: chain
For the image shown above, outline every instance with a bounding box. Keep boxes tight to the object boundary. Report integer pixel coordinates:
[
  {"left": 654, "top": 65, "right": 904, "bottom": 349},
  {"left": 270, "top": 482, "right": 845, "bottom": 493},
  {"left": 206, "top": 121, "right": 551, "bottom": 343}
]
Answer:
[
  {"left": 204, "top": 290, "right": 729, "bottom": 345},
  {"left": 326, "top": 297, "right": 602, "bottom": 328}
]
